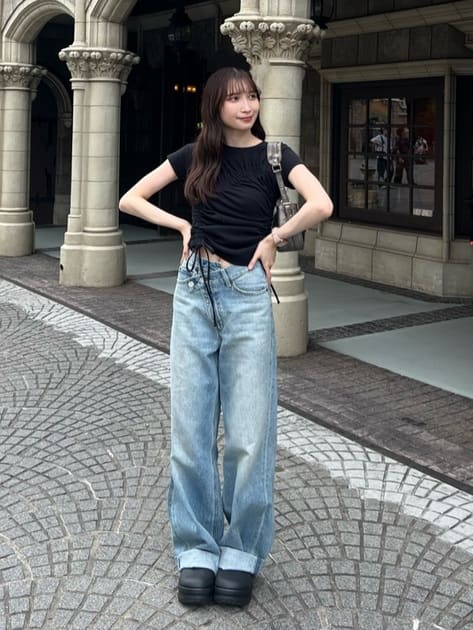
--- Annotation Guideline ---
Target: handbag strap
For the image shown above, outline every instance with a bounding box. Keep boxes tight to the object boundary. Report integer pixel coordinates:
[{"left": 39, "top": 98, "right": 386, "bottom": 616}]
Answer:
[{"left": 267, "top": 141, "right": 290, "bottom": 203}]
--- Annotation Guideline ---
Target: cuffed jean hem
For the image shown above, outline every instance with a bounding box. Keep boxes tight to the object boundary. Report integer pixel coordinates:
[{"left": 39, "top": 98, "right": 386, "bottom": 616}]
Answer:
[
  {"left": 178, "top": 549, "right": 219, "bottom": 574},
  {"left": 218, "top": 547, "right": 261, "bottom": 574}
]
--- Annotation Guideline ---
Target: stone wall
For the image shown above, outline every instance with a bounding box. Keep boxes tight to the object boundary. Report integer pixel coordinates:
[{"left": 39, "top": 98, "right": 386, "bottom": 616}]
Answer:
[
  {"left": 322, "top": 24, "right": 473, "bottom": 68},
  {"left": 334, "top": 0, "right": 452, "bottom": 20},
  {"left": 315, "top": 222, "right": 473, "bottom": 297}
]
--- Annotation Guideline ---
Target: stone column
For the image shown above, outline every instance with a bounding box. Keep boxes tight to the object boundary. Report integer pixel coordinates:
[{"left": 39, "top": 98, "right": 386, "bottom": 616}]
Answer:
[
  {"left": 221, "top": 9, "right": 314, "bottom": 356},
  {"left": 0, "top": 63, "right": 46, "bottom": 256},
  {"left": 58, "top": 47, "right": 139, "bottom": 287}
]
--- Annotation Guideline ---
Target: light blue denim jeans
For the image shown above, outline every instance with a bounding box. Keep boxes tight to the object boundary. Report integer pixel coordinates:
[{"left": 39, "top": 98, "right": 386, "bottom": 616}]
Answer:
[{"left": 169, "top": 256, "right": 277, "bottom": 575}]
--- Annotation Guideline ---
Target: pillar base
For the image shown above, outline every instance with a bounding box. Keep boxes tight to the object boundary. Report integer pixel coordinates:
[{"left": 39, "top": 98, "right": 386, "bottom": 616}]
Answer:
[
  {"left": 59, "top": 241, "right": 126, "bottom": 287},
  {"left": 272, "top": 291, "right": 308, "bottom": 357},
  {"left": 0, "top": 211, "right": 34, "bottom": 256},
  {"left": 271, "top": 253, "right": 308, "bottom": 357}
]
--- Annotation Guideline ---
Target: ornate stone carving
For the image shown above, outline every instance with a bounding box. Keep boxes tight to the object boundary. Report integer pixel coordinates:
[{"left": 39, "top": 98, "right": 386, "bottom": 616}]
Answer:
[
  {"left": 59, "top": 47, "right": 140, "bottom": 81},
  {"left": 0, "top": 64, "right": 47, "bottom": 89},
  {"left": 220, "top": 18, "right": 315, "bottom": 65}
]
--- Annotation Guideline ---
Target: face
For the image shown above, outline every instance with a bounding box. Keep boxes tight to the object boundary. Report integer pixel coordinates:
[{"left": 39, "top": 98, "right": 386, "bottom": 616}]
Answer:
[{"left": 219, "top": 81, "right": 260, "bottom": 132}]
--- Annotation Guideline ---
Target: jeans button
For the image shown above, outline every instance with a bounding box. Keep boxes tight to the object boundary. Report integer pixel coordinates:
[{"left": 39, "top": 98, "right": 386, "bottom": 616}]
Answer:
[{"left": 188, "top": 281, "right": 194, "bottom": 289}]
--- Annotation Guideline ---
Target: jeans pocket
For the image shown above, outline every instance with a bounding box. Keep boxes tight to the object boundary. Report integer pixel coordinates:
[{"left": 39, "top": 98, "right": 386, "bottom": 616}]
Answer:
[{"left": 231, "top": 267, "right": 268, "bottom": 296}]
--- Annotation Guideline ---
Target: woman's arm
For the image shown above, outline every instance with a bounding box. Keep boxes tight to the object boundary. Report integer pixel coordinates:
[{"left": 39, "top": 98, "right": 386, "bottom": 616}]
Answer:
[
  {"left": 119, "top": 160, "right": 192, "bottom": 255},
  {"left": 119, "top": 160, "right": 190, "bottom": 232},
  {"left": 248, "top": 164, "right": 333, "bottom": 280},
  {"left": 273, "top": 164, "right": 333, "bottom": 241}
]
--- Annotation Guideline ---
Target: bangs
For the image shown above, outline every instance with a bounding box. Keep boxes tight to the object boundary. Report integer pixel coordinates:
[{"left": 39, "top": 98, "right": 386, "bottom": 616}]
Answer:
[{"left": 226, "top": 77, "right": 259, "bottom": 98}]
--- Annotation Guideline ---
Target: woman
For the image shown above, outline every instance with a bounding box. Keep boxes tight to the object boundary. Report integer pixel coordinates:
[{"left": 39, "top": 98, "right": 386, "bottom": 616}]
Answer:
[
  {"left": 369, "top": 126, "right": 392, "bottom": 184},
  {"left": 119, "top": 66, "right": 333, "bottom": 607}
]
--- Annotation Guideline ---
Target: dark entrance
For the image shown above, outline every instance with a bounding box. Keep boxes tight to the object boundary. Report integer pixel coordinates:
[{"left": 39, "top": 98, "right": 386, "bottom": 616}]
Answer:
[
  {"left": 31, "top": 16, "right": 73, "bottom": 226},
  {"left": 119, "top": 40, "right": 205, "bottom": 228},
  {"left": 31, "top": 83, "right": 57, "bottom": 225}
]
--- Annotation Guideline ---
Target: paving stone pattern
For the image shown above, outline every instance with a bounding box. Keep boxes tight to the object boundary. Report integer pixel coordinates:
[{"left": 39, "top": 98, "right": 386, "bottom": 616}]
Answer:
[
  {"left": 1, "top": 253, "right": 472, "bottom": 492},
  {"left": 0, "top": 280, "right": 473, "bottom": 629}
]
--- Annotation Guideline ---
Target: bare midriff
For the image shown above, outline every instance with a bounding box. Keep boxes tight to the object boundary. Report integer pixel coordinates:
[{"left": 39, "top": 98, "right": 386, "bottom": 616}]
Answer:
[{"left": 196, "top": 247, "right": 231, "bottom": 268}]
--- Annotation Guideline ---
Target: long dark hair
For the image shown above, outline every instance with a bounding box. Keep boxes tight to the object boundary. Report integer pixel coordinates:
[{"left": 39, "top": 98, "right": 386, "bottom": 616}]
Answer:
[{"left": 184, "top": 67, "right": 266, "bottom": 206}]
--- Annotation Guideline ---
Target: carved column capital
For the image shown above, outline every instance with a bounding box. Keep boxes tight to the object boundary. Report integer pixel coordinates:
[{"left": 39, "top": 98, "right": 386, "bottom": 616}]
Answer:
[
  {"left": 220, "top": 18, "right": 315, "bottom": 65},
  {"left": 0, "top": 63, "right": 47, "bottom": 89},
  {"left": 58, "top": 47, "right": 140, "bottom": 82}
]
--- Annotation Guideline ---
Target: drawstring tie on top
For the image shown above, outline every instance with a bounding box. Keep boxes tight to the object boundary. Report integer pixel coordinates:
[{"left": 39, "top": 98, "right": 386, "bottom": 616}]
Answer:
[
  {"left": 185, "top": 248, "right": 280, "bottom": 328},
  {"left": 186, "top": 248, "right": 218, "bottom": 326}
]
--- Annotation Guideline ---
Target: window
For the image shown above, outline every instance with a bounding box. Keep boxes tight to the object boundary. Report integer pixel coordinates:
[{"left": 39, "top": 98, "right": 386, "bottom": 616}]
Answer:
[{"left": 333, "top": 79, "right": 443, "bottom": 232}]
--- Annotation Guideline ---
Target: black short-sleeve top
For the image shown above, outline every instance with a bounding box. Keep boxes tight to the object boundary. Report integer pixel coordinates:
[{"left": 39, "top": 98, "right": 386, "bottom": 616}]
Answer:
[{"left": 167, "top": 141, "right": 302, "bottom": 266}]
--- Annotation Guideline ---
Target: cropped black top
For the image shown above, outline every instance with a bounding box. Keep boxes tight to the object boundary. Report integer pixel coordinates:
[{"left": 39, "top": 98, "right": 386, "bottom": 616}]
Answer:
[{"left": 167, "top": 141, "right": 302, "bottom": 266}]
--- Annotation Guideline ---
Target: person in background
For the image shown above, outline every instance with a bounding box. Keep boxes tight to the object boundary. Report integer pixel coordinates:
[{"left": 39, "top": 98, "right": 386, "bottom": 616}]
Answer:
[
  {"left": 414, "top": 135, "right": 429, "bottom": 164},
  {"left": 370, "top": 126, "right": 391, "bottom": 185},
  {"left": 119, "top": 66, "right": 333, "bottom": 608},
  {"left": 393, "top": 126, "right": 414, "bottom": 184}
]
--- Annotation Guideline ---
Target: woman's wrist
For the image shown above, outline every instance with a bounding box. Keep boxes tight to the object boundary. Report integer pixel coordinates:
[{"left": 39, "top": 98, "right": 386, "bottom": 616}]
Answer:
[
  {"left": 271, "top": 228, "right": 287, "bottom": 247},
  {"left": 178, "top": 219, "right": 191, "bottom": 235}
]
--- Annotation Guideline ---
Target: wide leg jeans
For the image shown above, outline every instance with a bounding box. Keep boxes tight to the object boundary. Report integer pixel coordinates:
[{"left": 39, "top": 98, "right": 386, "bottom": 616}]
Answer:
[{"left": 169, "top": 259, "right": 277, "bottom": 575}]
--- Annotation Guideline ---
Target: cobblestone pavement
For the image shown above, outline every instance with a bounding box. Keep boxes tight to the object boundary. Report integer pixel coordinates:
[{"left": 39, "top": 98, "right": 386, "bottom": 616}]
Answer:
[
  {"left": 1, "top": 253, "right": 473, "bottom": 491},
  {"left": 1, "top": 278, "right": 473, "bottom": 629}
]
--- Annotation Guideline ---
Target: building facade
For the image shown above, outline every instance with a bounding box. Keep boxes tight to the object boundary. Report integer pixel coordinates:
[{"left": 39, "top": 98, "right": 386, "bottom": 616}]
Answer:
[
  {"left": 0, "top": 2, "right": 472, "bottom": 327},
  {"left": 310, "top": 0, "right": 473, "bottom": 299}
]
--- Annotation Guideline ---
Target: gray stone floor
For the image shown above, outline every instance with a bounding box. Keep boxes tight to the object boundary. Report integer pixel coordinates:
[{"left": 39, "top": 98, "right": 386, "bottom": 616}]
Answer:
[{"left": 1, "top": 279, "right": 473, "bottom": 629}]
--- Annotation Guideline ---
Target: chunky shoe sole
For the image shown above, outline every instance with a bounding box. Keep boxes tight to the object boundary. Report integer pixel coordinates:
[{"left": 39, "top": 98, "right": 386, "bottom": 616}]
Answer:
[
  {"left": 178, "top": 568, "right": 214, "bottom": 606},
  {"left": 213, "top": 569, "right": 254, "bottom": 607},
  {"left": 178, "top": 585, "right": 213, "bottom": 606}
]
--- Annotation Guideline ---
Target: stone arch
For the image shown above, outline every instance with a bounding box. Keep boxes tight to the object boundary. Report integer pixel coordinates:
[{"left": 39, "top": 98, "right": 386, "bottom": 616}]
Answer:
[
  {"left": 2, "top": 0, "right": 74, "bottom": 44},
  {"left": 87, "top": 0, "right": 137, "bottom": 23},
  {"left": 43, "top": 71, "right": 72, "bottom": 117}
]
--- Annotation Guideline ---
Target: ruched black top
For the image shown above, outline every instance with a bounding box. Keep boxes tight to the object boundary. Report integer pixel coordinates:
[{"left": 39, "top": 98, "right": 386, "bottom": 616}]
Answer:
[{"left": 167, "top": 141, "right": 302, "bottom": 266}]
